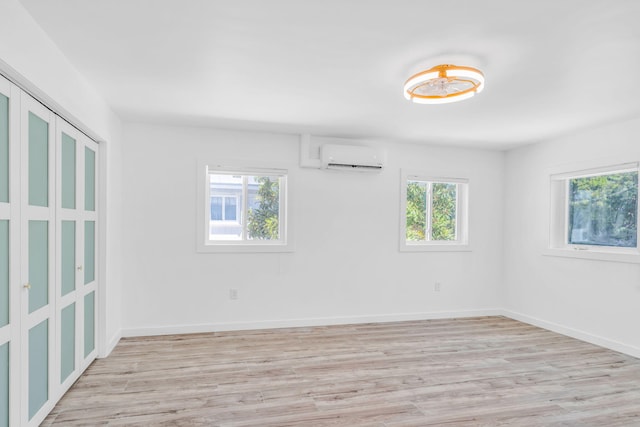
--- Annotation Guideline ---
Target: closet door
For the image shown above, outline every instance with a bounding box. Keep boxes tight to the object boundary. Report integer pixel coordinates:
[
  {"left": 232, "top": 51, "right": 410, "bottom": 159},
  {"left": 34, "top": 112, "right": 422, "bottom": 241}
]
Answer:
[
  {"left": 0, "top": 74, "right": 100, "bottom": 426},
  {"left": 81, "top": 134, "right": 98, "bottom": 368},
  {"left": 55, "top": 118, "right": 98, "bottom": 395},
  {"left": 0, "top": 74, "right": 19, "bottom": 427},
  {"left": 20, "top": 93, "right": 56, "bottom": 427},
  {"left": 56, "top": 118, "right": 81, "bottom": 395}
]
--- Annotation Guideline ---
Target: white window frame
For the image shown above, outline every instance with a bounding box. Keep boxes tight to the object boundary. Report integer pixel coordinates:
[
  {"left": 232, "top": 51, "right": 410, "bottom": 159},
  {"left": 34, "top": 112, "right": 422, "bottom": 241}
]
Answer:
[
  {"left": 399, "top": 170, "right": 470, "bottom": 252},
  {"left": 546, "top": 161, "right": 640, "bottom": 263},
  {"left": 197, "top": 162, "right": 293, "bottom": 253}
]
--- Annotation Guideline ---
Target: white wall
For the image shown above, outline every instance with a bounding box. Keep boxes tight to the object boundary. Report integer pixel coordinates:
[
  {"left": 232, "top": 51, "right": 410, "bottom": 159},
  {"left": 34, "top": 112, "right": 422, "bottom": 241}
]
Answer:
[
  {"left": 121, "top": 123, "right": 504, "bottom": 335},
  {"left": 504, "top": 117, "right": 640, "bottom": 357},
  {"left": 0, "top": 0, "right": 124, "bottom": 356},
  {"left": 99, "top": 118, "right": 125, "bottom": 355}
]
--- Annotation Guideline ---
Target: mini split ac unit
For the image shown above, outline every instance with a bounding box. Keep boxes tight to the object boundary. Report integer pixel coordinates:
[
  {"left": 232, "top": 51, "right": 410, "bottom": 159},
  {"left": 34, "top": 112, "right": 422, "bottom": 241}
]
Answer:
[{"left": 320, "top": 144, "right": 386, "bottom": 172}]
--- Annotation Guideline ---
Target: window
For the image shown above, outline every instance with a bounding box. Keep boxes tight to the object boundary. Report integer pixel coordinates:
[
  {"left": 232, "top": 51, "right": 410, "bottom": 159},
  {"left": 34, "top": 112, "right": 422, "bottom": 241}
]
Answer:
[
  {"left": 400, "top": 171, "right": 469, "bottom": 251},
  {"left": 197, "top": 164, "right": 292, "bottom": 252},
  {"left": 548, "top": 162, "right": 639, "bottom": 262}
]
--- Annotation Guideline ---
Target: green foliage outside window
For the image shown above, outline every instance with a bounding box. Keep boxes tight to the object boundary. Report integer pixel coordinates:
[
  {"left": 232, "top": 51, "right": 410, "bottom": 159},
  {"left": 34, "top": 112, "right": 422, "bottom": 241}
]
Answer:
[
  {"left": 406, "top": 182, "right": 427, "bottom": 240},
  {"left": 432, "top": 183, "right": 457, "bottom": 240},
  {"left": 568, "top": 171, "right": 637, "bottom": 247},
  {"left": 406, "top": 181, "right": 457, "bottom": 241},
  {"left": 247, "top": 177, "right": 280, "bottom": 240}
]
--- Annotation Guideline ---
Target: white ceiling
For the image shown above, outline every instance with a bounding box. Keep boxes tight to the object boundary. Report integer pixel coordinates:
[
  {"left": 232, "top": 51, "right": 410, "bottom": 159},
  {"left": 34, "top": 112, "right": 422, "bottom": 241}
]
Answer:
[{"left": 19, "top": 0, "right": 640, "bottom": 149}]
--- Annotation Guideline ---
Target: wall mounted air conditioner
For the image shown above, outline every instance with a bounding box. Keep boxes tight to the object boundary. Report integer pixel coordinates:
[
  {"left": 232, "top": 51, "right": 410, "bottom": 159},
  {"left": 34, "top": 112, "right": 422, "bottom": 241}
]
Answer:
[{"left": 320, "top": 144, "right": 386, "bottom": 172}]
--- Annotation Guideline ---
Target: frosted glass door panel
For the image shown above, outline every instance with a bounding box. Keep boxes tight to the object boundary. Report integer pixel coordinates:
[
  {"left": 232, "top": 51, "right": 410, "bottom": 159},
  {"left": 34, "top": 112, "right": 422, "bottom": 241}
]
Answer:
[
  {"left": 84, "top": 221, "right": 95, "bottom": 284},
  {"left": 28, "top": 319, "right": 48, "bottom": 420},
  {"left": 84, "top": 292, "right": 95, "bottom": 357},
  {"left": 61, "top": 221, "right": 75, "bottom": 296},
  {"left": 0, "top": 342, "right": 8, "bottom": 427},
  {"left": 0, "top": 220, "right": 7, "bottom": 327},
  {"left": 0, "top": 93, "right": 7, "bottom": 203},
  {"left": 85, "top": 147, "right": 95, "bottom": 211},
  {"left": 28, "top": 112, "right": 49, "bottom": 207},
  {"left": 28, "top": 220, "right": 48, "bottom": 313},
  {"left": 60, "top": 303, "right": 75, "bottom": 383},
  {"left": 61, "top": 133, "right": 76, "bottom": 209}
]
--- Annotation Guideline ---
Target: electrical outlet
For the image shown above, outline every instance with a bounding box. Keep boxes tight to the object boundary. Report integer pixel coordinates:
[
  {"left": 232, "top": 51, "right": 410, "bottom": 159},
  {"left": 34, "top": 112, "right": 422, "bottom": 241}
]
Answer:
[
  {"left": 434, "top": 282, "right": 441, "bottom": 292},
  {"left": 229, "top": 289, "right": 238, "bottom": 300}
]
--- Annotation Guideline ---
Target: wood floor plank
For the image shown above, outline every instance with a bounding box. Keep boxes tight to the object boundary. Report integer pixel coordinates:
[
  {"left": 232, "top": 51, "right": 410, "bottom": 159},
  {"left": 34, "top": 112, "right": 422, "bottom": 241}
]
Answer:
[{"left": 42, "top": 316, "right": 640, "bottom": 426}]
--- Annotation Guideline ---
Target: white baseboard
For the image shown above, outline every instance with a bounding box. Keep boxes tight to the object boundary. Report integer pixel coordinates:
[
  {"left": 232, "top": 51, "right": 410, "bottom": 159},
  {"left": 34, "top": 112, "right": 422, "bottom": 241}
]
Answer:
[
  {"left": 501, "top": 309, "right": 640, "bottom": 359},
  {"left": 121, "top": 309, "right": 503, "bottom": 338},
  {"left": 99, "top": 329, "right": 122, "bottom": 359}
]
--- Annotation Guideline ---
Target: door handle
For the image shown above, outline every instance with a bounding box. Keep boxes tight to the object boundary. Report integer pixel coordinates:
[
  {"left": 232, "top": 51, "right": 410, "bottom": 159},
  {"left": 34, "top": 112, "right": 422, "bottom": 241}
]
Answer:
[
  {"left": 77, "top": 265, "right": 83, "bottom": 271},
  {"left": 23, "top": 283, "right": 31, "bottom": 289}
]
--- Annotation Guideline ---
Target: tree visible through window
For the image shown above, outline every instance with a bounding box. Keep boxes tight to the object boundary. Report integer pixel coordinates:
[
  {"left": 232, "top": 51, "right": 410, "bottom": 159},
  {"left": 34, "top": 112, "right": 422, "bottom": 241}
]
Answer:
[
  {"left": 247, "top": 177, "right": 279, "bottom": 240},
  {"left": 568, "top": 171, "right": 638, "bottom": 247},
  {"left": 406, "top": 181, "right": 427, "bottom": 240},
  {"left": 406, "top": 180, "right": 458, "bottom": 242}
]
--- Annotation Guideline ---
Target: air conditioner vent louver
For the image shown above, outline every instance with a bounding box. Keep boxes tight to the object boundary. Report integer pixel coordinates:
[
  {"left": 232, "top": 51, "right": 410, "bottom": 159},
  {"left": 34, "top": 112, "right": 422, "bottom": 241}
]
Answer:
[
  {"left": 326, "top": 163, "right": 383, "bottom": 171},
  {"left": 320, "top": 144, "right": 386, "bottom": 173}
]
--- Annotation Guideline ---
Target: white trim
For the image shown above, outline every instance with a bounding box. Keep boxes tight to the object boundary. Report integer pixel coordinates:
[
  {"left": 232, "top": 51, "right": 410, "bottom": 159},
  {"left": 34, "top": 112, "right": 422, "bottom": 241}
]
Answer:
[
  {"left": 401, "top": 243, "right": 472, "bottom": 252},
  {"left": 542, "top": 248, "right": 640, "bottom": 264},
  {"left": 99, "top": 329, "right": 122, "bottom": 359},
  {"left": 502, "top": 309, "right": 640, "bottom": 360},
  {"left": 550, "top": 161, "right": 639, "bottom": 180},
  {"left": 208, "top": 165, "right": 288, "bottom": 176},
  {"left": 7, "top": 78, "right": 21, "bottom": 427},
  {"left": 121, "top": 309, "right": 503, "bottom": 337},
  {"left": 0, "top": 59, "right": 104, "bottom": 144},
  {"left": 0, "top": 326, "right": 8, "bottom": 345},
  {"left": 404, "top": 174, "right": 469, "bottom": 184},
  {"left": 97, "top": 136, "right": 108, "bottom": 360}
]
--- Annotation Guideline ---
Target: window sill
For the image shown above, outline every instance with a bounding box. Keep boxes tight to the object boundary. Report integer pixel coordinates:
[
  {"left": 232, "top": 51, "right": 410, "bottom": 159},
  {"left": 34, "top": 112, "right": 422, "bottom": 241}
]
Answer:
[
  {"left": 197, "top": 241, "right": 295, "bottom": 253},
  {"left": 543, "top": 247, "right": 640, "bottom": 264},
  {"left": 400, "top": 243, "right": 471, "bottom": 253}
]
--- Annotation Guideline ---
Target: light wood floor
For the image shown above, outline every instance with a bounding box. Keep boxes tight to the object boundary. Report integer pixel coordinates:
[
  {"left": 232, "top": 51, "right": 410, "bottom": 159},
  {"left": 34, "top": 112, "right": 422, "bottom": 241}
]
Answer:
[{"left": 42, "top": 316, "right": 640, "bottom": 426}]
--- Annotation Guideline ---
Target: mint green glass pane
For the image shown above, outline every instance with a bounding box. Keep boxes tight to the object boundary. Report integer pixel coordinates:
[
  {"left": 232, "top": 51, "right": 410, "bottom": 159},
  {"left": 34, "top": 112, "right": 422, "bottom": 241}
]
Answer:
[
  {"left": 28, "top": 112, "right": 48, "bottom": 207},
  {"left": 0, "top": 220, "right": 8, "bottom": 327},
  {"left": 61, "top": 133, "right": 76, "bottom": 209},
  {"left": 61, "top": 221, "right": 75, "bottom": 296},
  {"left": 29, "top": 221, "right": 48, "bottom": 313},
  {"left": 0, "top": 342, "right": 8, "bottom": 427},
  {"left": 85, "top": 147, "right": 95, "bottom": 211},
  {"left": 84, "top": 292, "right": 95, "bottom": 357},
  {"left": 0, "top": 93, "right": 8, "bottom": 203},
  {"left": 29, "top": 319, "right": 48, "bottom": 420},
  {"left": 61, "top": 303, "right": 75, "bottom": 383},
  {"left": 84, "top": 221, "right": 95, "bottom": 284}
]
